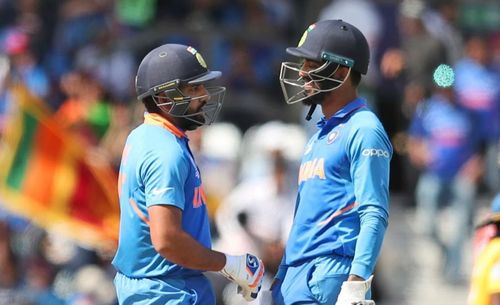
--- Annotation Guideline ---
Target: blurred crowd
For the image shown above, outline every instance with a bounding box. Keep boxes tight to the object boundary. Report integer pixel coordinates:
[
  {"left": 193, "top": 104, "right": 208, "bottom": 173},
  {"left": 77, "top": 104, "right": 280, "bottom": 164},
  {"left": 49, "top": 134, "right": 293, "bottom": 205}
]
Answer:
[{"left": 0, "top": 0, "right": 498, "bottom": 304}]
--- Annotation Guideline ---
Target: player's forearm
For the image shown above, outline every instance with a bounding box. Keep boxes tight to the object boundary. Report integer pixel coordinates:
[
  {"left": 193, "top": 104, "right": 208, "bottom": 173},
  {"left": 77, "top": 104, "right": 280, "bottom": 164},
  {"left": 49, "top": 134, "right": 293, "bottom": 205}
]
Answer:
[
  {"left": 350, "top": 211, "right": 387, "bottom": 279},
  {"left": 155, "top": 230, "right": 226, "bottom": 272}
]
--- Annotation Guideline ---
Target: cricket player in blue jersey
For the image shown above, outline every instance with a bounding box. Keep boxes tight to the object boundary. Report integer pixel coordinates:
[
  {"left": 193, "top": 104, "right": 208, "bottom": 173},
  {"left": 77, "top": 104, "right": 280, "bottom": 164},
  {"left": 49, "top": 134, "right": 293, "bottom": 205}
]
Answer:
[
  {"left": 264, "top": 20, "right": 392, "bottom": 305},
  {"left": 111, "top": 44, "right": 264, "bottom": 305}
]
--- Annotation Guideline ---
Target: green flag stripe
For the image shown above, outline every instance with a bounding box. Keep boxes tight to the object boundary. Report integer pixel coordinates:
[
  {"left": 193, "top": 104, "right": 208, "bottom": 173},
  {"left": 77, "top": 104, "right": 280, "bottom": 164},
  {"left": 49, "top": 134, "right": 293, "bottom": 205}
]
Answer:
[{"left": 6, "top": 112, "right": 38, "bottom": 190}]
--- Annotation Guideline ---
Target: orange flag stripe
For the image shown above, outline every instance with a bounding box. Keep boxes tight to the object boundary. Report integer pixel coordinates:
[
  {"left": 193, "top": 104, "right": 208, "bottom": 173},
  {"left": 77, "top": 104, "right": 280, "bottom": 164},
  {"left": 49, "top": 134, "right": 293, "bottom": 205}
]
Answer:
[
  {"left": 0, "top": 85, "right": 120, "bottom": 250},
  {"left": 21, "top": 124, "right": 63, "bottom": 206},
  {"left": 51, "top": 146, "right": 77, "bottom": 212}
]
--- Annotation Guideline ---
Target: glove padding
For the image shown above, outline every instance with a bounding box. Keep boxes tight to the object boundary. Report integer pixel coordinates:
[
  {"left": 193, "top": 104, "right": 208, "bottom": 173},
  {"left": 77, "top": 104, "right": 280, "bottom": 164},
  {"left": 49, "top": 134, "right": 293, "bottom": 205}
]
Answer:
[
  {"left": 238, "top": 285, "right": 260, "bottom": 302},
  {"left": 335, "top": 275, "right": 375, "bottom": 305},
  {"left": 220, "top": 254, "right": 265, "bottom": 301}
]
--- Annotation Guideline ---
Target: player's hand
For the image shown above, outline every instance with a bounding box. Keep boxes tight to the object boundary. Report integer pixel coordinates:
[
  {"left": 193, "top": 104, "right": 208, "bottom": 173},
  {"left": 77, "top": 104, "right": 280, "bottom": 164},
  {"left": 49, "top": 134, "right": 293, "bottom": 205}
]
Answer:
[
  {"left": 220, "top": 254, "right": 265, "bottom": 301},
  {"left": 335, "top": 275, "right": 375, "bottom": 305}
]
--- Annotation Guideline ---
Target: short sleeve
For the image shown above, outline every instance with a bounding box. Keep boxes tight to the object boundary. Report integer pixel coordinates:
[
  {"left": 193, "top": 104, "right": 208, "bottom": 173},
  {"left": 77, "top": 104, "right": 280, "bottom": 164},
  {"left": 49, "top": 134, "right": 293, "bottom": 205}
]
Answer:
[{"left": 140, "top": 146, "right": 190, "bottom": 210}]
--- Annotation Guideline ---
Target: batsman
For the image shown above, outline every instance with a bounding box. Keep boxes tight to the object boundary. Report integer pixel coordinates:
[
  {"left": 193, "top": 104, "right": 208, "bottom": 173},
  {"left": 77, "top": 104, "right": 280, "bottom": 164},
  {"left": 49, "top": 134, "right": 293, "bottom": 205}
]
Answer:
[
  {"left": 111, "top": 43, "right": 264, "bottom": 304},
  {"left": 263, "top": 19, "right": 392, "bottom": 305}
]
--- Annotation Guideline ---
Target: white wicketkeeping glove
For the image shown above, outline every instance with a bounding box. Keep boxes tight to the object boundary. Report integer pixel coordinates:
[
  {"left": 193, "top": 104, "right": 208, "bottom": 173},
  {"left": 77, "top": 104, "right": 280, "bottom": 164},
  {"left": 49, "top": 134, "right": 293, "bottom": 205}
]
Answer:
[
  {"left": 335, "top": 275, "right": 375, "bottom": 305},
  {"left": 220, "top": 254, "right": 265, "bottom": 301}
]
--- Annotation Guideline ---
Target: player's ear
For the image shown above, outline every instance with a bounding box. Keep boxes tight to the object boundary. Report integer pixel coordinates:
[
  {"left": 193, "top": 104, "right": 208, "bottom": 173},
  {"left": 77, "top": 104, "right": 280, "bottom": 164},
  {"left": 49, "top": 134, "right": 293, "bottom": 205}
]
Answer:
[
  {"left": 155, "top": 93, "right": 174, "bottom": 109},
  {"left": 337, "top": 66, "right": 351, "bottom": 79}
]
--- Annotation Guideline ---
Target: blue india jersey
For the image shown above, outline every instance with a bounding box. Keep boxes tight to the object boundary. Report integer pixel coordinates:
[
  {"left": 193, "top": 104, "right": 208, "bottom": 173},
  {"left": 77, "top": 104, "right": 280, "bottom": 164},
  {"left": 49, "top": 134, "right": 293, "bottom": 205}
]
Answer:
[
  {"left": 284, "top": 98, "right": 391, "bottom": 279},
  {"left": 454, "top": 58, "right": 500, "bottom": 140},
  {"left": 112, "top": 113, "right": 212, "bottom": 278},
  {"left": 409, "top": 94, "right": 480, "bottom": 181}
]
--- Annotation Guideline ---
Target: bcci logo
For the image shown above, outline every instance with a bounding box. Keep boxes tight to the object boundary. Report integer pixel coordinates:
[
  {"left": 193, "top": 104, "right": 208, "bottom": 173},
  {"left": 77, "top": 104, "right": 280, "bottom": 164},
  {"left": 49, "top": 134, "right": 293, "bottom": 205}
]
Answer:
[
  {"left": 327, "top": 124, "right": 344, "bottom": 144},
  {"left": 327, "top": 131, "right": 339, "bottom": 144}
]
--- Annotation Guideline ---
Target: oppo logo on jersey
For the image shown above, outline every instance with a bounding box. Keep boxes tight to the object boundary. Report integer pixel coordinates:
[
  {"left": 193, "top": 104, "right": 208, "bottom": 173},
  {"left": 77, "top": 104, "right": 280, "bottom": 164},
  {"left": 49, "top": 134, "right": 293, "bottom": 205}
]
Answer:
[
  {"left": 362, "top": 149, "right": 390, "bottom": 158},
  {"left": 298, "top": 158, "right": 326, "bottom": 184}
]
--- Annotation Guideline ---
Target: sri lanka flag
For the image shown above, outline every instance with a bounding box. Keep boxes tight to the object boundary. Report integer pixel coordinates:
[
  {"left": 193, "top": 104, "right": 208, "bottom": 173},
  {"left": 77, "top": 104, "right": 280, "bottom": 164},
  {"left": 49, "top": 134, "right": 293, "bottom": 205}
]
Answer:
[{"left": 0, "top": 85, "right": 119, "bottom": 250}]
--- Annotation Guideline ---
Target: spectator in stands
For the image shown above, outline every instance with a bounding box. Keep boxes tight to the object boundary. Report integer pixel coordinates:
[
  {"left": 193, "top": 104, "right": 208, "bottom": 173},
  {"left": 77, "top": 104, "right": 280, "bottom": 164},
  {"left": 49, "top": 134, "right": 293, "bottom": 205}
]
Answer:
[
  {"left": 380, "top": 0, "right": 447, "bottom": 119},
  {"left": 422, "top": 0, "right": 463, "bottom": 64},
  {"left": 408, "top": 64, "right": 483, "bottom": 284},
  {"left": 454, "top": 35, "right": 500, "bottom": 194},
  {"left": 2, "top": 28, "right": 49, "bottom": 100},
  {"left": 54, "top": 70, "right": 113, "bottom": 146}
]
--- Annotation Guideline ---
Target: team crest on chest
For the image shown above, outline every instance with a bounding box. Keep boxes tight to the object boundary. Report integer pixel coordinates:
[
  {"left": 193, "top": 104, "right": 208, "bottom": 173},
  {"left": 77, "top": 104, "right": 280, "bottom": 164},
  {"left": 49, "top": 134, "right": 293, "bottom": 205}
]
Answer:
[
  {"left": 327, "top": 124, "right": 344, "bottom": 144},
  {"left": 327, "top": 130, "right": 339, "bottom": 144}
]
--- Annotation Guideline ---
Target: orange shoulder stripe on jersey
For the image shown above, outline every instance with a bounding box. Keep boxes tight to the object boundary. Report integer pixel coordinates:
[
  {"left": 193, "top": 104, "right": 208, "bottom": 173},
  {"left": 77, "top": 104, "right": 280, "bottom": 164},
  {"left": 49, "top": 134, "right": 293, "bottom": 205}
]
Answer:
[
  {"left": 129, "top": 198, "right": 150, "bottom": 226},
  {"left": 316, "top": 202, "right": 357, "bottom": 227},
  {"left": 144, "top": 113, "right": 186, "bottom": 138}
]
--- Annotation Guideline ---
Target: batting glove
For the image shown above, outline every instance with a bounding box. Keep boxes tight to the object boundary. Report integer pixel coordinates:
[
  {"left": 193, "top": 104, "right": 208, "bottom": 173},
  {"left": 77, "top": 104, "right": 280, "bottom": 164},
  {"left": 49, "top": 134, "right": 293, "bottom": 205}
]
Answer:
[
  {"left": 238, "top": 284, "right": 260, "bottom": 301},
  {"left": 220, "top": 254, "right": 265, "bottom": 301},
  {"left": 335, "top": 275, "right": 375, "bottom": 305}
]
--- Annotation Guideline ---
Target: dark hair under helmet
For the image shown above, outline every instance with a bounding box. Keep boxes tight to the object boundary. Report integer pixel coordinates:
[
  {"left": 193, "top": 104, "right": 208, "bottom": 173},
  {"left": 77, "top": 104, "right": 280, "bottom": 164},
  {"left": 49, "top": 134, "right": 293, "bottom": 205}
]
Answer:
[{"left": 135, "top": 43, "right": 225, "bottom": 126}]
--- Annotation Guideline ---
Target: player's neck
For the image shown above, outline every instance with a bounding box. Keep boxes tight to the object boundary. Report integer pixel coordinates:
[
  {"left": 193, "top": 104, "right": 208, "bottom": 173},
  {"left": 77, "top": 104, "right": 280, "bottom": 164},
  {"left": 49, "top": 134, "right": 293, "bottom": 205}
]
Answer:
[{"left": 321, "top": 87, "right": 357, "bottom": 119}]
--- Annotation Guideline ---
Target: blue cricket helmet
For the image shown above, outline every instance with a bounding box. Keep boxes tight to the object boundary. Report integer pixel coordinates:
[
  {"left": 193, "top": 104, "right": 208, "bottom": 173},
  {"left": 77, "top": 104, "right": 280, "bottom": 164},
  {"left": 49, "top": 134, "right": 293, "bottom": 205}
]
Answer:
[
  {"left": 288, "top": 19, "right": 370, "bottom": 75},
  {"left": 135, "top": 44, "right": 225, "bottom": 126},
  {"left": 135, "top": 43, "right": 221, "bottom": 100},
  {"left": 279, "top": 20, "right": 370, "bottom": 108}
]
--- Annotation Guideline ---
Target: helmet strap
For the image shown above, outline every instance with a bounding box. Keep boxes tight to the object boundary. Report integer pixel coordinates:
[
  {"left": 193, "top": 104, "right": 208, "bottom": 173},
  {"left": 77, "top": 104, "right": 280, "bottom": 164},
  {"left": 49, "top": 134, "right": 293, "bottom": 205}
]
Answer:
[{"left": 305, "top": 104, "right": 317, "bottom": 121}]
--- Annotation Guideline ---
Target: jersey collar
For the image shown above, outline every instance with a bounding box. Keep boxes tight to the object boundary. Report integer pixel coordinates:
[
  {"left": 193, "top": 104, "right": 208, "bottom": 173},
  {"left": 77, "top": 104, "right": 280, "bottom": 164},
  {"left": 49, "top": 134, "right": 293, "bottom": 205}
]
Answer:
[
  {"left": 144, "top": 112, "right": 186, "bottom": 138},
  {"left": 317, "top": 98, "right": 366, "bottom": 129}
]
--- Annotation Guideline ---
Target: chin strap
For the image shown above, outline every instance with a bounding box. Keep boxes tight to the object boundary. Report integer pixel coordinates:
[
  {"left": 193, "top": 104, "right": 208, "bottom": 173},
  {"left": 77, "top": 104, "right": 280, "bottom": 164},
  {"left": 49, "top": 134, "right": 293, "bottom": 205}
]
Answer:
[{"left": 305, "top": 104, "right": 317, "bottom": 121}]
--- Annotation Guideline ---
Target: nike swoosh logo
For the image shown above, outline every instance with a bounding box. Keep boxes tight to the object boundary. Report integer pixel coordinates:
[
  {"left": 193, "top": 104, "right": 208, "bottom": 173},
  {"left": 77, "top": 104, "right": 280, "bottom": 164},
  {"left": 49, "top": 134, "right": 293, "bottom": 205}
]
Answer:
[{"left": 151, "top": 187, "right": 174, "bottom": 196}]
